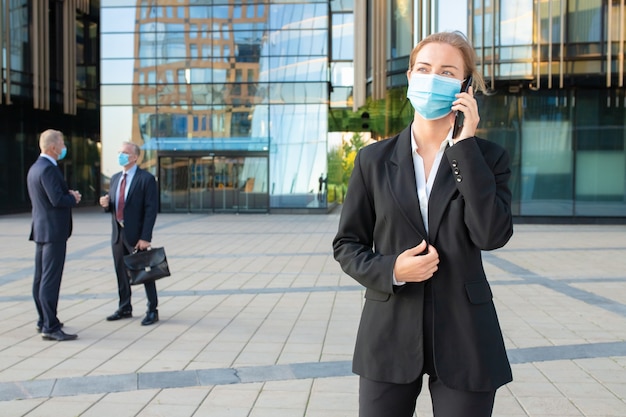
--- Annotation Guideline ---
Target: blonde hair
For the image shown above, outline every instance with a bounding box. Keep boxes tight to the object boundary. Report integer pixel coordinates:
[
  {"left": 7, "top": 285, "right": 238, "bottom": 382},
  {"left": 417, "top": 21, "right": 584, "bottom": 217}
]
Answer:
[
  {"left": 408, "top": 31, "right": 486, "bottom": 93},
  {"left": 39, "top": 129, "right": 63, "bottom": 152}
]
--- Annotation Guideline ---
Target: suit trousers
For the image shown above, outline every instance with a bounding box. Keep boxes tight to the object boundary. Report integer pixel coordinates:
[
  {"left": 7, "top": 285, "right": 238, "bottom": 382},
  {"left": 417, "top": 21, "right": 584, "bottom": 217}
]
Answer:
[
  {"left": 358, "top": 281, "right": 496, "bottom": 417},
  {"left": 112, "top": 225, "right": 158, "bottom": 313},
  {"left": 33, "top": 241, "right": 66, "bottom": 333}
]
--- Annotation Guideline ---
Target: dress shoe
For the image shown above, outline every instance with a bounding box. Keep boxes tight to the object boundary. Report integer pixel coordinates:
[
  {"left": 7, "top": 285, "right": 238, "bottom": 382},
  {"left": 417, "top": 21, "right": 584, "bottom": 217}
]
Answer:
[
  {"left": 36, "top": 322, "right": 63, "bottom": 334},
  {"left": 141, "top": 310, "right": 159, "bottom": 326},
  {"left": 106, "top": 310, "right": 132, "bottom": 321},
  {"left": 41, "top": 329, "right": 78, "bottom": 341}
]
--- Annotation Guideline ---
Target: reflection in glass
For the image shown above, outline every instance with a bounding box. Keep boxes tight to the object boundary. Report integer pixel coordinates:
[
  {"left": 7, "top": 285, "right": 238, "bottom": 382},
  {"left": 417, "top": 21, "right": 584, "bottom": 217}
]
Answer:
[
  {"left": 574, "top": 90, "right": 626, "bottom": 216},
  {"left": 331, "top": 0, "right": 354, "bottom": 12},
  {"left": 101, "top": 59, "right": 137, "bottom": 84},
  {"left": 101, "top": 33, "right": 137, "bottom": 58},
  {"left": 331, "top": 62, "right": 354, "bottom": 86},
  {"left": 159, "top": 157, "right": 189, "bottom": 212},
  {"left": 101, "top": 1, "right": 331, "bottom": 211},
  {"left": 100, "top": 7, "right": 136, "bottom": 33},
  {"left": 568, "top": 0, "right": 602, "bottom": 43},
  {"left": 332, "top": 13, "right": 354, "bottom": 60},
  {"left": 520, "top": 93, "right": 573, "bottom": 216},
  {"left": 389, "top": 0, "right": 412, "bottom": 59},
  {"left": 492, "top": 1, "right": 533, "bottom": 46},
  {"left": 159, "top": 155, "right": 268, "bottom": 212}
]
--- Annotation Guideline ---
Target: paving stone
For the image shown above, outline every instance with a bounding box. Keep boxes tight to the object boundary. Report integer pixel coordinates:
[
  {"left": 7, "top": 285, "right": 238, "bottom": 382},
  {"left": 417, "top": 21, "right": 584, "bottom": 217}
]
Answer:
[{"left": 0, "top": 209, "right": 625, "bottom": 416}]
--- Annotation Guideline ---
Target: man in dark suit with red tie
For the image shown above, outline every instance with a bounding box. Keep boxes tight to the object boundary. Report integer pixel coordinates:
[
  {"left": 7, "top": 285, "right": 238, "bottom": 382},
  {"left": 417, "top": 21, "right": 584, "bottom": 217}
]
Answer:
[
  {"left": 27, "top": 129, "right": 81, "bottom": 341},
  {"left": 99, "top": 141, "right": 160, "bottom": 325}
]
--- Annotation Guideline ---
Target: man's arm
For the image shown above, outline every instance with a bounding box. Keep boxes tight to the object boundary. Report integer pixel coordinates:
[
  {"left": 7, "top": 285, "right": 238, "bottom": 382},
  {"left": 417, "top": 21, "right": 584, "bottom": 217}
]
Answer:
[
  {"left": 41, "top": 165, "right": 77, "bottom": 208},
  {"left": 138, "top": 173, "right": 158, "bottom": 246}
]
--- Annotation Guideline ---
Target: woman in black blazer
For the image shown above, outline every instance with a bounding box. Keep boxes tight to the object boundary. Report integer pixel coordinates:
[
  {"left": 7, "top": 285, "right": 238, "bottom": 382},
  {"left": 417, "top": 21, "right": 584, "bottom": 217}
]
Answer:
[{"left": 333, "top": 31, "right": 513, "bottom": 417}]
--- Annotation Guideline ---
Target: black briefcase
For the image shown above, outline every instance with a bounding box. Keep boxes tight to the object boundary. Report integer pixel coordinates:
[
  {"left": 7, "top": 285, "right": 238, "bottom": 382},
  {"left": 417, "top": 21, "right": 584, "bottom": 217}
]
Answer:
[{"left": 123, "top": 247, "right": 171, "bottom": 285}]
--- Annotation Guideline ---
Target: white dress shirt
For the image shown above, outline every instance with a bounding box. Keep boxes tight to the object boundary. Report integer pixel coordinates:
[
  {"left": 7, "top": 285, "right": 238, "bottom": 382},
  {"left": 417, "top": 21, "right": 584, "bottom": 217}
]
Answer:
[
  {"left": 393, "top": 127, "right": 454, "bottom": 285},
  {"left": 115, "top": 164, "right": 138, "bottom": 214}
]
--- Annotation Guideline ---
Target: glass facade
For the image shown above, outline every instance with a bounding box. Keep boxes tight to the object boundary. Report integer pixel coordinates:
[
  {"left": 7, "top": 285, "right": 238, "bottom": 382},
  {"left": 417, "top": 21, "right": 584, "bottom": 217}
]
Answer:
[
  {"left": 0, "top": 1, "right": 100, "bottom": 214},
  {"left": 471, "top": 0, "right": 626, "bottom": 218},
  {"left": 330, "top": 1, "right": 354, "bottom": 108},
  {"left": 101, "top": 0, "right": 331, "bottom": 213},
  {"left": 365, "top": 0, "right": 626, "bottom": 221},
  {"left": 3, "top": 0, "right": 624, "bottom": 221}
]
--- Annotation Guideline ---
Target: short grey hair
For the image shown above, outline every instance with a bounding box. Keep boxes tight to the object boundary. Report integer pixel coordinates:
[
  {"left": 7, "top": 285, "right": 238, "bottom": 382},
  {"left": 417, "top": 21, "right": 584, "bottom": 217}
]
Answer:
[
  {"left": 122, "top": 141, "right": 141, "bottom": 157},
  {"left": 39, "top": 129, "right": 63, "bottom": 152}
]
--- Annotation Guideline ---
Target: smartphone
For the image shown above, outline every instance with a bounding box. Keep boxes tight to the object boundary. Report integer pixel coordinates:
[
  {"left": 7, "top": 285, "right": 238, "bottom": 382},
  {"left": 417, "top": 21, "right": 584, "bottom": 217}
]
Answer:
[{"left": 452, "top": 76, "right": 473, "bottom": 139}]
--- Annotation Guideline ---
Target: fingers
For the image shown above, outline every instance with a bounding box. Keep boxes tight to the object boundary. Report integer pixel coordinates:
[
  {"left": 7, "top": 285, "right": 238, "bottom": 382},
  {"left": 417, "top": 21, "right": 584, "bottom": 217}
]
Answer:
[
  {"left": 99, "top": 195, "right": 109, "bottom": 207},
  {"left": 136, "top": 240, "right": 151, "bottom": 250},
  {"left": 70, "top": 190, "right": 82, "bottom": 204},
  {"left": 394, "top": 241, "right": 440, "bottom": 283},
  {"left": 405, "top": 240, "right": 427, "bottom": 256},
  {"left": 425, "top": 243, "right": 438, "bottom": 257},
  {"left": 452, "top": 86, "right": 479, "bottom": 140}
]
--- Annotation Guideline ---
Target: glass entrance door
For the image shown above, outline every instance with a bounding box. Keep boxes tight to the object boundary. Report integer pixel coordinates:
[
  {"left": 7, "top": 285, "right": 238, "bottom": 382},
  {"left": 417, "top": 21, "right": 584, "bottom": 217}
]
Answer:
[
  {"left": 213, "top": 156, "right": 242, "bottom": 212},
  {"left": 190, "top": 156, "right": 213, "bottom": 212},
  {"left": 159, "top": 154, "right": 268, "bottom": 213},
  {"left": 159, "top": 157, "right": 189, "bottom": 212}
]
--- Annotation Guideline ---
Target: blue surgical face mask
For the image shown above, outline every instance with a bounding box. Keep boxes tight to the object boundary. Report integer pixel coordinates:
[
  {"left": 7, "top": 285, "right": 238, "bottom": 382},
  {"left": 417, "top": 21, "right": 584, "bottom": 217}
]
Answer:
[
  {"left": 58, "top": 147, "right": 67, "bottom": 160},
  {"left": 407, "top": 73, "right": 463, "bottom": 120},
  {"left": 118, "top": 152, "right": 130, "bottom": 166}
]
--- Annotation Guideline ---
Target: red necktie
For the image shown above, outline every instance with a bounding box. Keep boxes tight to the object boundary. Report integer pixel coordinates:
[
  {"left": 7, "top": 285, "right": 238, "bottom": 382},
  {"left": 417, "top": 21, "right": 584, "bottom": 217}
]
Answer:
[{"left": 116, "top": 173, "right": 127, "bottom": 222}]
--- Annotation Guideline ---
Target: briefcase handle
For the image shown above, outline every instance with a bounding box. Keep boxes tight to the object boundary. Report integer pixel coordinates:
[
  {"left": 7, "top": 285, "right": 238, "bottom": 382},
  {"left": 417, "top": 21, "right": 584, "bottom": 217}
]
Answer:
[{"left": 128, "top": 245, "right": 153, "bottom": 255}]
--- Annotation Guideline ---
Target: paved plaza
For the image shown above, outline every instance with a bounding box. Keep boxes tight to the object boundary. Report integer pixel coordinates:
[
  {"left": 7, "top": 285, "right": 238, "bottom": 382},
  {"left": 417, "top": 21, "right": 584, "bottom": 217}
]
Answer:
[{"left": 0, "top": 206, "right": 625, "bottom": 416}]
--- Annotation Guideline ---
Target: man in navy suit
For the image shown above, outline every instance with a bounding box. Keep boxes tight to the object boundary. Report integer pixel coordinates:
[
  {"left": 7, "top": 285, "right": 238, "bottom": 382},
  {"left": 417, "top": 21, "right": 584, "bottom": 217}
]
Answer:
[
  {"left": 99, "top": 141, "right": 160, "bottom": 325},
  {"left": 27, "top": 129, "right": 81, "bottom": 341}
]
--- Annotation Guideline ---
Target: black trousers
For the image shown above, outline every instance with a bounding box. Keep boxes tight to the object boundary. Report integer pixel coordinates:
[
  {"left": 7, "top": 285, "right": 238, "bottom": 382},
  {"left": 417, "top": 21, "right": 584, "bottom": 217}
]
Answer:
[
  {"left": 112, "top": 226, "right": 158, "bottom": 313},
  {"left": 33, "top": 241, "right": 66, "bottom": 333},
  {"left": 358, "top": 282, "right": 496, "bottom": 417}
]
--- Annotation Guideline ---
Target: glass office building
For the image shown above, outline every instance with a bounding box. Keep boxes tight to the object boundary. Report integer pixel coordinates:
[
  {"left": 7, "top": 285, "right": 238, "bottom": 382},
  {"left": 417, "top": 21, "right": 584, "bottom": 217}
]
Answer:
[
  {"left": 101, "top": 0, "right": 334, "bottom": 213},
  {"left": 4, "top": 0, "right": 625, "bottom": 221},
  {"left": 0, "top": 1, "right": 100, "bottom": 214},
  {"left": 472, "top": 0, "right": 626, "bottom": 218},
  {"left": 359, "top": 0, "right": 626, "bottom": 221}
]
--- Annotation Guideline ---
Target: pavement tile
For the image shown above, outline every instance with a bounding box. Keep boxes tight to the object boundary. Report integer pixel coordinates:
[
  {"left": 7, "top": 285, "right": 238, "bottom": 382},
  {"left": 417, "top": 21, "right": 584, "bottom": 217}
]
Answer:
[
  {"left": 516, "top": 396, "right": 584, "bottom": 415},
  {"left": 1, "top": 209, "right": 625, "bottom": 416},
  {"left": 0, "top": 399, "right": 46, "bottom": 417}
]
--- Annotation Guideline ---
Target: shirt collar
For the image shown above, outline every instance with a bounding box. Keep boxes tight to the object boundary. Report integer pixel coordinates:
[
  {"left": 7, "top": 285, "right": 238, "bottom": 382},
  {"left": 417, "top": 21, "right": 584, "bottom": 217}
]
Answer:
[
  {"left": 410, "top": 126, "right": 454, "bottom": 154},
  {"left": 40, "top": 153, "right": 57, "bottom": 166},
  {"left": 123, "top": 164, "right": 138, "bottom": 176}
]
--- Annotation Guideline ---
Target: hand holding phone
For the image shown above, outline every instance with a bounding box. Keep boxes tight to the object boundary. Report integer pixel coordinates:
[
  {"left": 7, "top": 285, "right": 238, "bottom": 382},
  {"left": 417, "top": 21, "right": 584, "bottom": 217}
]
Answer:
[{"left": 452, "top": 76, "right": 473, "bottom": 139}]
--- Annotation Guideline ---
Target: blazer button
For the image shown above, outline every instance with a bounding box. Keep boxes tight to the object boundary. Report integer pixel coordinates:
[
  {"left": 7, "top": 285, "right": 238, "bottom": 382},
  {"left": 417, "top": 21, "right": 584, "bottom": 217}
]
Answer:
[
  {"left": 453, "top": 168, "right": 460, "bottom": 175},
  {"left": 456, "top": 175, "right": 463, "bottom": 182},
  {"left": 451, "top": 160, "right": 458, "bottom": 167}
]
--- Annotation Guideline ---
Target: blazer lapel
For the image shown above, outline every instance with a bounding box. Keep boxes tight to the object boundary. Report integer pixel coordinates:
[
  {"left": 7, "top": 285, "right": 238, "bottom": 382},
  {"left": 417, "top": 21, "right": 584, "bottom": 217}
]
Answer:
[
  {"left": 427, "top": 146, "right": 457, "bottom": 243},
  {"left": 385, "top": 127, "right": 428, "bottom": 241},
  {"left": 124, "top": 169, "right": 139, "bottom": 204},
  {"left": 110, "top": 173, "right": 121, "bottom": 205}
]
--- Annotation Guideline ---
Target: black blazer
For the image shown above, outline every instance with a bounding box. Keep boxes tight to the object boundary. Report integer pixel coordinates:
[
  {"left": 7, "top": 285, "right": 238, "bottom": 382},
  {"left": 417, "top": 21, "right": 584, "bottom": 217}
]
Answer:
[
  {"left": 27, "top": 157, "right": 76, "bottom": 243},
  {"left": 333, "top": 125, "right": 513, "bottom": 392},
  {"left": 105, "top": 167, "right": 158, "bottom": 247}
]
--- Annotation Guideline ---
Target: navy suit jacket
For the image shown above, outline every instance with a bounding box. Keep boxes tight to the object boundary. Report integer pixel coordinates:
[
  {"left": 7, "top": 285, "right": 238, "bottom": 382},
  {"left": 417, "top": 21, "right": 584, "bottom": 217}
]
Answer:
[
  {"left": 105, "top": 167, "right": 158, "bottom": 247},
  {"left": 27, "top": 156, "right": 76, "bottom": 243},
  {"left": 333, "top": 125, "right": 514, "bottom": 391}
]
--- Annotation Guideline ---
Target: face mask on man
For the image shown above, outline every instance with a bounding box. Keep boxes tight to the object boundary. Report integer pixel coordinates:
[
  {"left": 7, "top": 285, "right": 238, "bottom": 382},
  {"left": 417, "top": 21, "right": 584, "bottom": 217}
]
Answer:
[
  {"left": 407, "top": 73, "right": 463, "bottom": 120},
  {"left": 58, "top": 147, "right": 67, "bottom": 160},
  {"left": 118, "top": 152, "right": 130, "bottom": 166}
]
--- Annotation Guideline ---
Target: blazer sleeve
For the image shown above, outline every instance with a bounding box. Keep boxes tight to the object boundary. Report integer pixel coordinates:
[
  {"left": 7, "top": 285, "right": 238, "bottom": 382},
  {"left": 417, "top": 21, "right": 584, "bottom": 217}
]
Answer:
[
  {"left": 41, "top": 164, "right": 76, "bottom": 208},
  {"left": 104, "top": 174, "right": 118, "bottom": 213},
  {"left": 332, "top": 150, "right": 397, "bottom": 295},
  {"left": 444, "top": 138, "right": 513, "bottom": 250},
  {"left": 139, "top": 172, "right": 159, "bottom": 242}
]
